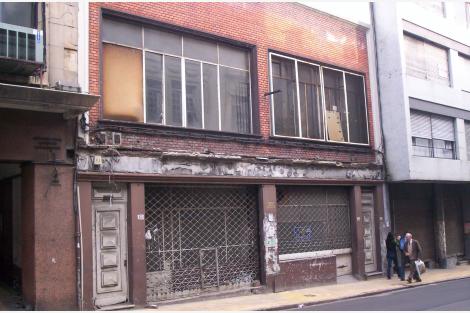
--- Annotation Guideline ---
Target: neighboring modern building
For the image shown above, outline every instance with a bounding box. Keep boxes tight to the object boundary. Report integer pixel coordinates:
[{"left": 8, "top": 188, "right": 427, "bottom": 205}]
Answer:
[
  {"left": 372, "top": 1, "right": 470, "bottom": 268},
  {"left": 75, "top": 2, "right": 385, "bottom": 309},
  {"left": 0, "top": 2, "right": 98, "bottom": 310}
]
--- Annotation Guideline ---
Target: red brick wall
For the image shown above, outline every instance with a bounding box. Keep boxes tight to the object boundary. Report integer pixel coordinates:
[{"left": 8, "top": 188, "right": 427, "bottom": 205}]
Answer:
[{"left": 88, "top": 2, "right": 375, "bottom": 163}]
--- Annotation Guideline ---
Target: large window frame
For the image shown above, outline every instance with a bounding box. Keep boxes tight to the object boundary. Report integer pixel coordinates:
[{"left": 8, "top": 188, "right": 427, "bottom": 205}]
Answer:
[
  {"left": 101, "top": 17, "right": 253, "bottom": 134},
  {"left": 268, "top": 52, "right": 370, "bottom": 146}
]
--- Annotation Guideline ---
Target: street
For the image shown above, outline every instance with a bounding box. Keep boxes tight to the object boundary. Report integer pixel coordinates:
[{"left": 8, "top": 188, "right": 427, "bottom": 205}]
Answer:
[{"left": 295, "top": 278, "right": 470, "bottom": 311}]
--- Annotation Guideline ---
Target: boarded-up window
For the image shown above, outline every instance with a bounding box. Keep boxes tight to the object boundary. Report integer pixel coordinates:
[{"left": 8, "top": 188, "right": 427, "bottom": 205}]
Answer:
[
  {"left": 410, "top": 110, "right": 455, "bottom": 159},
  {"left": 324, "top": 68, "right": 347, "bottom": 142},
  {"left": 103, "top": 44, "right": 143, "bottom": 122},
  {"left": 460, "top": 55, "right": 470, "bottom": 92},
  {"left": 404, "top": 34, "right": 449, "bottom": 85}
]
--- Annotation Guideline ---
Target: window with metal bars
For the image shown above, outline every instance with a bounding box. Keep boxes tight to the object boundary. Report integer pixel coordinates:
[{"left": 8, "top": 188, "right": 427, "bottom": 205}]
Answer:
[
  {"left": 276, "top": 186, "right": 351, "bottom": 255},
  {"left": 410, "top": 109, "right": 456, "bottom": 159},
  {"left": 102, "top": 17, "right": 252, "bottom": 134}
]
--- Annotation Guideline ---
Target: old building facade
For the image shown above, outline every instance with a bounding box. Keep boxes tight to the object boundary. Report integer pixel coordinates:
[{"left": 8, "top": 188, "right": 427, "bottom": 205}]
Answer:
[
  {"left": 373, "top": 1, "right": 470, "bottom": 268},
  {"left": 75, "top": 2, "right": 386, "bottom": 309},
  {"left": 0, "top": 2, "right": 97, "bottom": 310}
]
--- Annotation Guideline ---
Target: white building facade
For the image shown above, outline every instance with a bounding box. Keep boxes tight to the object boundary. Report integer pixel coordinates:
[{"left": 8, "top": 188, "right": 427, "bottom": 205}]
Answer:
[{"left": 373, "top": 1, "right": 470, "bottom": 267}]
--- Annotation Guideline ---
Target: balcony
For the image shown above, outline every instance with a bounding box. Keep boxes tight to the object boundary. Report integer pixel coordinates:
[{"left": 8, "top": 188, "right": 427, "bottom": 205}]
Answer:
[{"left": 0, "top": 22, "right": 44, "bottom": 76}]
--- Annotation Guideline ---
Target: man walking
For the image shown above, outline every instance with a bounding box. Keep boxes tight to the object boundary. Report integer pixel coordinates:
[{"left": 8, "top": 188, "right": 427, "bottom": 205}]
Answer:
[{"left": 404, "top": 232, "right": 422, "bottom": 283}]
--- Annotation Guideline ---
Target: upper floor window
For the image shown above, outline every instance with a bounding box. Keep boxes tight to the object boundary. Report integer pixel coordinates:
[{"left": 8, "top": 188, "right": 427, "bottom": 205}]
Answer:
[
  {"left": 269, "top": 53, "right": 369, "bottom": 145},
  {"left": 0, "top": 3, "right": 36, "bottom": 29},
  {"left": 466, "top": 2, "right": 470, "bottom": 28},
  {"left": 102, "top": 17, "right": 252, "bottom": 134},
  {"left": 413, "top": 1, "right": 446, "bottom": 17},
  {"left": 410, "top": 110, "right": 455, "bottom": 159},
  {"left": 461, "top": 55, "right": 470, "bottom": 92},
  {"left": 404, "top": 34, "right": 449, "bottom": 86}
]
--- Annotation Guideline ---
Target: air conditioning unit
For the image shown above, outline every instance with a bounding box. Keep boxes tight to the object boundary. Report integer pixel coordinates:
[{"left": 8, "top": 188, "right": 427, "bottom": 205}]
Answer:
[{"left": 0, "top": 22, "right": 44, "bottom": 64}]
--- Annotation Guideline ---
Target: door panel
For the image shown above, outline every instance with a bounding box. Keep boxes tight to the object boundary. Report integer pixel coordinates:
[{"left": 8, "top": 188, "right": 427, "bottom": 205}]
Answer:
[{"left": 93, "top": 185, "right": 128, "bottom": 308}]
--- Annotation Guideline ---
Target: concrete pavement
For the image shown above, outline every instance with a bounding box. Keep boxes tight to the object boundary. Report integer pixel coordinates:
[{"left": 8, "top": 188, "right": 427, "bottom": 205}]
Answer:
[{"left": 152, "top": 263, "right": 470, "bottom": 311}]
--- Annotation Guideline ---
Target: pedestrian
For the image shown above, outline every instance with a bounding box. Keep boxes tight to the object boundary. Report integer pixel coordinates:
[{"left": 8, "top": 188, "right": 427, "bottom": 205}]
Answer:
[
  {"left": 395, "top": 234, "right": 405, "bottom": 281},
  {"left": 404, "top": 232, "right": 422, "bottom": 283},
  {"left": 385, "top": 232, "right": 398, "bottom": 279}
]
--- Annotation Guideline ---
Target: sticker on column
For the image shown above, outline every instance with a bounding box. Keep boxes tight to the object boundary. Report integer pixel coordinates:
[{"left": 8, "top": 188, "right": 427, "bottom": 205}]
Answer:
[
  {"left": 137, "top": 213, "right": 144, "bottom": 220},
  {"left": 145, "top": 230, "right": 152, "bottom": 240}
]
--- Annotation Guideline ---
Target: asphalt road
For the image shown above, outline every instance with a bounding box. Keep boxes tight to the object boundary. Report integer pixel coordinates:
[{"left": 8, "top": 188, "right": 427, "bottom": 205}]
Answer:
[{"left": 294, "top": 278, "right": 470, "bottom": 311}]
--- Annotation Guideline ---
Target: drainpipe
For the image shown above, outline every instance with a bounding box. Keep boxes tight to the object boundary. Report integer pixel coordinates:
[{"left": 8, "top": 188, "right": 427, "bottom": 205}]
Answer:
[{"left": 73, "top": 117, "right": 84, "bottom": 310}]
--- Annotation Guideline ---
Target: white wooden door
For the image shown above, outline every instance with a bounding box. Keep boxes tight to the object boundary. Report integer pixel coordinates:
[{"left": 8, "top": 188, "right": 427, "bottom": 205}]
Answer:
[
  {"left": 362, "top": 190, "right": 377, "bottom": 273},
  {"left": 92, "top": 184, "right": 128, "bottom": 308}
]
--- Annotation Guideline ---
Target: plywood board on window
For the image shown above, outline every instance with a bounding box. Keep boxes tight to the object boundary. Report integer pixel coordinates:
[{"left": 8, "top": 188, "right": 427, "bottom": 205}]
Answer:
[
  {"left": 103, "top": 44, "right": 143, "bottom": 122},
  {"left": 326, "top": 110, "right": 344, "bottom": 142}
]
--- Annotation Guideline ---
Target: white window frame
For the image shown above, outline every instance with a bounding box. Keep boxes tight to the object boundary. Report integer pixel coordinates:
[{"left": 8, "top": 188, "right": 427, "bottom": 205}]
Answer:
[
  {"left": 269, "top": 52, "right": 370, "bottom": 146},
  {"left": 102, "top": 21, "right": 253, "bottom": 134}
]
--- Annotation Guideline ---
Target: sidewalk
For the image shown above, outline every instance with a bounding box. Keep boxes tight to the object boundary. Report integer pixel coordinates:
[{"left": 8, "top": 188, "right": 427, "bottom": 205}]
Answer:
[{"left": 153, "top": 263, "right": 470, "bottom": 311}]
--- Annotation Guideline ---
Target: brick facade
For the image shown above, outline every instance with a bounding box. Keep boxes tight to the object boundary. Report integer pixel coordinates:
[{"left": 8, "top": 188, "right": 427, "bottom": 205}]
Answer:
[{"left": 87, "top": 2, "right": 376, "bottom": 164}]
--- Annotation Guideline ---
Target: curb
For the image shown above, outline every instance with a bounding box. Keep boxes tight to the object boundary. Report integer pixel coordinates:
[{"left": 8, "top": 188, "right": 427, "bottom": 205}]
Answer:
[{"left": 259, "top": 276, "right": 470, "bottom": 311}]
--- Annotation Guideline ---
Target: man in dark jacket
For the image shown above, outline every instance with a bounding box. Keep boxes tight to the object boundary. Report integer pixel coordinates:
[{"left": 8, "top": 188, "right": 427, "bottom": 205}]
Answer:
[{"left": 404, "top": 232, "right": 422, "bottom": 283}]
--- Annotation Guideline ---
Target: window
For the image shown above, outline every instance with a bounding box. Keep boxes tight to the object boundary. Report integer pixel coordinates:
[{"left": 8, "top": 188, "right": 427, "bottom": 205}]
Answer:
[
  {"left": 410, "top": 110, "right": 456, "bottom": 159},
  {"left": 465, "top": 121, "right": 470, "bottom": 160},
  {"left": 413, "top": 1, "right": 445, "bottom": 17},
  {"left": 466, "top": 2, "right": 470, "bottom": 28},
  {"left": 460, "top": 55, "right": 470, "bottom": 92},
  {"left": 269, "top": 53, "right": 369, "bottom": 144},
  {"left": 404, "top": 34, "right": 449, "bottom": 85},
  {"left": 102, "top": 17, "right": 252, "bottom": 134},
  {"left": 0, "top": 3, "right": 36, "bottom": 29}
]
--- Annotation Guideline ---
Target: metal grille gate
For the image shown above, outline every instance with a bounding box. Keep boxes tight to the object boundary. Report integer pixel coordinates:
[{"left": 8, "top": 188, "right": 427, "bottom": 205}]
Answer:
[
  {"left": 145, "top": 185, "right": 260, "bottom": 302},
  {"left": 277, "top": 186, "right": 351, "bottom": 255}
]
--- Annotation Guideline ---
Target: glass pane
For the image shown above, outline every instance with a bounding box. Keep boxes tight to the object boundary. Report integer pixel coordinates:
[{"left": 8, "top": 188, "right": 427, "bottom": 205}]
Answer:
[
  {"left": 219, "top": 44, "right": 249, "bottom": 70},
  {"left": 345, "top": 73, "right": 368, "bottom": 143},
  {"left": 145, "top": 52, "right": 163, "bottom": 124},
  {"left": 27, "top": 33, "right": 35, "bottom": 61},
  {"left": 298, "top": 63, "right": 323, "bottom": 139},
  {"left": 220, "top": 67, "right": 251, "bottom": 133},
  {"left": 165, "top": 56, "right": 182, "bottom": 126},
  {"left": 412, "top": 137, "right": 432, "bottom": 157},
  {"left": 272, "top": 56, "right": 298, "bottom": 137},
  {"left": 103, "top": 44, "right": 143, "bottom": 122},
  {"left": 18, "top": 32, "right": 26, "bottom": 60},
  {"left": 0, "top": 29, "right": 6, "bottom": 56},
  {"left": 183, "top": 36, "right": 217, "bottom": 63},
  {"left": 8, "top": 30, "right": 16, "bottom": 58},
  {"left": 0, "top": 3, "right": 35, "bottom": 28},
  {"left": 144, "top": 27, "right": 181, "bottom": 55},
  {"left": 203, "top": 63, "right": 219, "bottom": 131},
  {"left": 185, "top": 60, "right": 202, "bottom": 129},
  {"left": 102, "top": 18, "right": 142, "bottom": 48},
  {"left": 323, "top": 68, "right": 347, "bottom": 142}
]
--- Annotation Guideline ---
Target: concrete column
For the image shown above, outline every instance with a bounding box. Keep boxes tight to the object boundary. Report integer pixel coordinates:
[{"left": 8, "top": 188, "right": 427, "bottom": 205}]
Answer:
[
  {"left": 128, "top": 183, "right": 146, "bottom": 306},
  {"left": 350, "top": 185, "right": 365, "bottom": 279},
  {"left": 433, "top": 184, "right": 448, "bottom": 268},
  {"left": 21, "top": 163, "right": 77, "bottom": 310},
  {"left": 374, "top": 184, "right": 387, "bottom": 273},
  {"left": 448, "top": 50, "right": 461, "bottom": 90},
  {"left": 258, "top": 185, "right": 280, "bottom": 291}
]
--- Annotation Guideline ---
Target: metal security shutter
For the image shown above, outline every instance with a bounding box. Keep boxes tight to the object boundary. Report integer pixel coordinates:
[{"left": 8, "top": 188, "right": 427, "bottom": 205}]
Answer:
[
  {"left": 276, "top": 186, "right": 351, "bottom": 255},
  {"left": 431, "top": 115, "right": 454, "bottom": 141},
  {"left": 443, "top": 188, "right": 464, "bottom": 256},
  {"left": 410, "top": 110, "right": 432, "bottom": 138},
  {"left": 145, "top": 185, "right": 260, "bottom": 303},
  {"left": 391, "top": 184, "right": 435, "bottom": 262}
]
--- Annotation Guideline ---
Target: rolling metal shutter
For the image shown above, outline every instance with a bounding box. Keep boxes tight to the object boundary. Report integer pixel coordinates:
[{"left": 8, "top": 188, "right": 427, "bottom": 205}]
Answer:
[
  {"left": 431, "top": 115, "right": 455, "bottom": 141},
  {"left": 410, "top": 110, "right": 432, "bottom": 138}
]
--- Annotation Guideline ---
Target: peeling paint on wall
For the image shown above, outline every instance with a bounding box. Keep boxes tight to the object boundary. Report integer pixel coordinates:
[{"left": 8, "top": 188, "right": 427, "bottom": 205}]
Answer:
[
  {"left": 77, "top": 153, "right": 383, "bottom": 181},
  {"left": 263, "top": 214, "right": 280, "bottom": 275}
]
